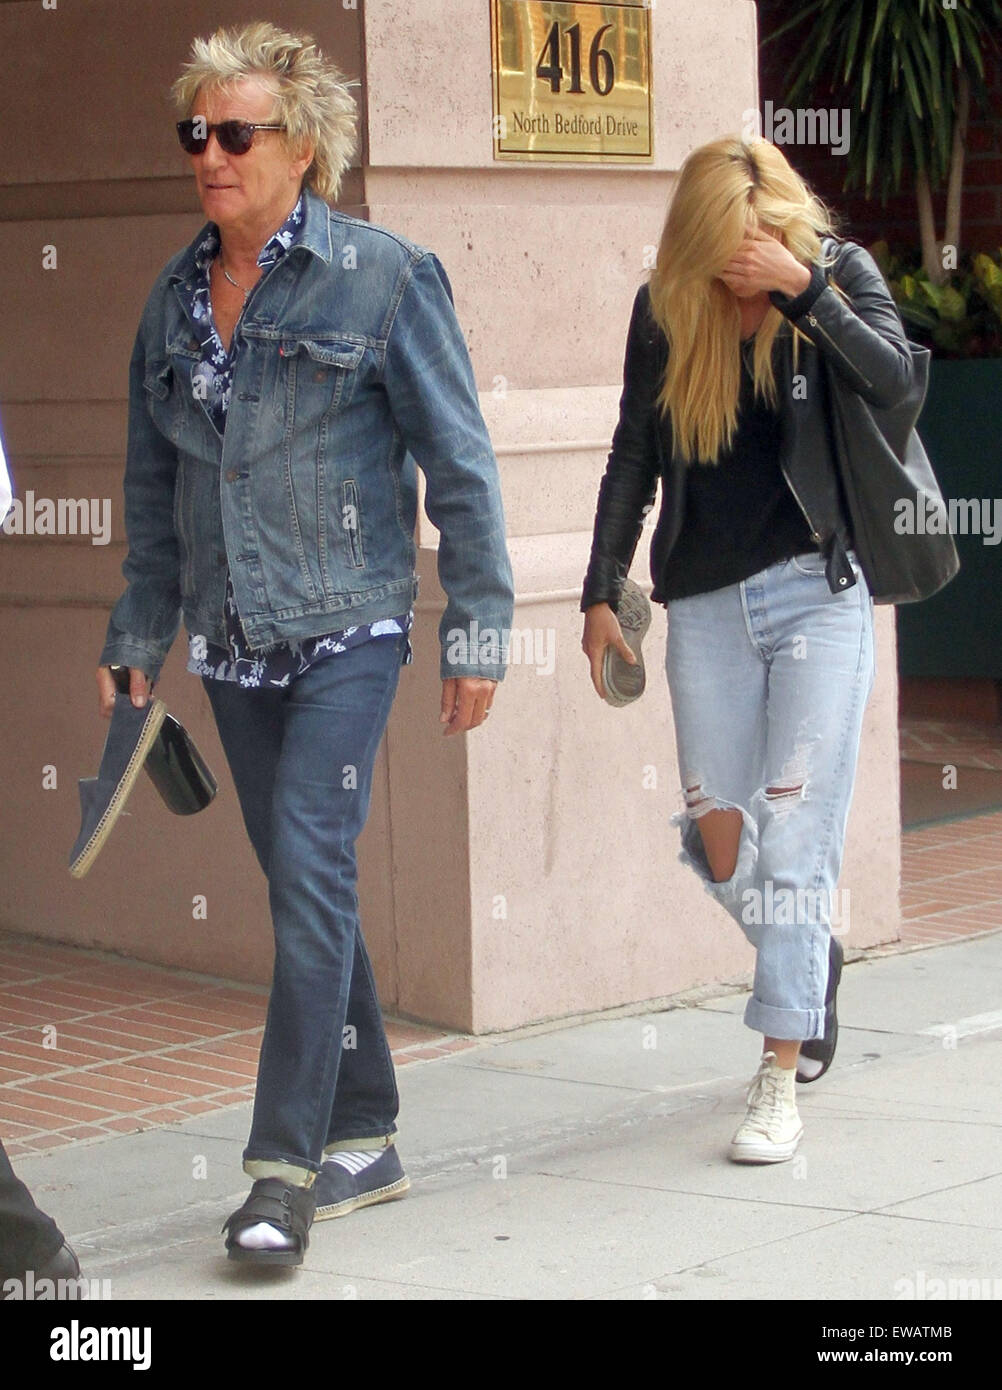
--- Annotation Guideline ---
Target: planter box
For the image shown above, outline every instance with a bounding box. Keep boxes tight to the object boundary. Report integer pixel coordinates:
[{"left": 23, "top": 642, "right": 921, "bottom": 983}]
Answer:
[{"left": 895, "top": 357, "right": 1002, "bottom": 679}]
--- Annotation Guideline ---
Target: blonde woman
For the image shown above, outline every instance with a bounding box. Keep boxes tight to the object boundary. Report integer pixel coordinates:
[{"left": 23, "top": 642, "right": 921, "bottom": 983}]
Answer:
[{"left": 581, "top": 137, "right": 913, "bottom": 1162}]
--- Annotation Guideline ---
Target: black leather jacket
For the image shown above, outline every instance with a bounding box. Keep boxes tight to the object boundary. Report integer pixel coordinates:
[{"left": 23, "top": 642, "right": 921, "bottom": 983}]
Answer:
[{"left": 581, "top": 238, "right": 917, "bottom": 610}]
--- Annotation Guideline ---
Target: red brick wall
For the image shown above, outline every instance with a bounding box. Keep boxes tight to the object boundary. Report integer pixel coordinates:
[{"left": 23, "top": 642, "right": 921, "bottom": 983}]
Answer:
[{"left": 756, "top": 1, "right": 1002, "bottom": 254}]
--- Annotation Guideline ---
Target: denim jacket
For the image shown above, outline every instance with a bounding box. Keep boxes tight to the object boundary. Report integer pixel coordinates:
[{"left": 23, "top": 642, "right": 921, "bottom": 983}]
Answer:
[{"left": 100, "top": 189, "right": 514, "bottom": 682}]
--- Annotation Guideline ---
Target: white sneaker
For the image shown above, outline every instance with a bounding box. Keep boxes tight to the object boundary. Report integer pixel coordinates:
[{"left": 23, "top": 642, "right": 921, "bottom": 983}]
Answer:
[{"left": 729, "top": 1052, "right": 804, "bottom": 1164}]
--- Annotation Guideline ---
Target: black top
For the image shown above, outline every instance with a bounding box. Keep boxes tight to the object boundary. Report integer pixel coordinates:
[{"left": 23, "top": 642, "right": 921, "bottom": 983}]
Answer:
[{"left": 656, "top": 340, "right": 816, "bottom": 600}]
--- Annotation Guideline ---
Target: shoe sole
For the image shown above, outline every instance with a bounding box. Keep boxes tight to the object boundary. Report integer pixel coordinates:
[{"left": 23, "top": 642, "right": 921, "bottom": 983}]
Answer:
[
  {"left": 69, "top": 699, "right": 168, "bottom": 879},
  {"left": 602, "top": 582, "right": 651, "bottom": 707},
  {"left": 226, "top": 1243, "right": 305, "bottom": 1266},
  {"left": 797, "top": 937, "right": 844, "bottom": 1084},
  {"left": 729, "top": 1127, "right": 804, "bottom": 1164},
  {"left": 313, "top": 1175, "right": 410, "bottom": 1222}
]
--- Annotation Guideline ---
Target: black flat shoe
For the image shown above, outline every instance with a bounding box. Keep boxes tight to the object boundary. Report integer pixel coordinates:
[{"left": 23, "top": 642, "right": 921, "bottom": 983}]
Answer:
[
  {"left": 4, "top": 1243, "right": 84, "bottom": 1299},
  {"left": 36, "top": 1242, "right": 81, "bottom": 1283},
  {"left": 797, "top": 935, "right": 844, "bottom": 1084},
  {"left": 221, "top": 1179, "right": 315, "bottom": 1267}
]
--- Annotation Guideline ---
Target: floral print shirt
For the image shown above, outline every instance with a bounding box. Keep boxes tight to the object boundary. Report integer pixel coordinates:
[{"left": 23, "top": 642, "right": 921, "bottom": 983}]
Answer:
[{"left": 182, "top": 196, "right": 412, "bottom": 688}]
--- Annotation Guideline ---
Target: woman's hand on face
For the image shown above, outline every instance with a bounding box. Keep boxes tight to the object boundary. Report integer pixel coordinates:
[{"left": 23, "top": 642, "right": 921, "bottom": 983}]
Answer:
[
  {"left": 582, "top": 602, "right": 636, "bottom": 701},
  {"left": 719, "top": 229, "right": 812, "bottom": 299}
]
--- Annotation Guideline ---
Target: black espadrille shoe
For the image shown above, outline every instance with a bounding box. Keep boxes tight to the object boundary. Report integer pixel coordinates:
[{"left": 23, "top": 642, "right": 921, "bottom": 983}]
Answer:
[
  {"left": 797, "top": 935, "right": 844, "bottom": 1084},
  {"left": 313, "top": 1147, "right": 410, "bottom": 1221}
]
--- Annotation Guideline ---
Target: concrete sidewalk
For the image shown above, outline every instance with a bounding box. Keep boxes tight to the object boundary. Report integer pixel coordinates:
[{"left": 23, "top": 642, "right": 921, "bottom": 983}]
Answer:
[{"left": 13, "top": 930, "right": 1002, "bottom": 1301}]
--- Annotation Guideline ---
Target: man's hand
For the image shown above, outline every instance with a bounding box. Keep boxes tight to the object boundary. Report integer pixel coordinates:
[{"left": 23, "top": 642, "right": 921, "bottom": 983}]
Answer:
[
  {"left": 440, "top": 676, "right": 496, "bottom": 736},
  {"left": 719, "top": 228, "right": 812, "bottom": 299},
  {"left": 96, "top": 666, "right": 153, "bottom": 719},
  {"left": 581, "top": 602, "right": 635, "bottom": 701}
]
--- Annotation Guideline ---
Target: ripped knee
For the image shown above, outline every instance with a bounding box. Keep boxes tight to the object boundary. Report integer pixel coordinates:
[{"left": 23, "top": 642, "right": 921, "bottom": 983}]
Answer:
[
  {"left": 680, "top": 778, "right": 744, "bottom": 882},
  {"left": 764, "top": 782, "right": 806, "bottom": 805},
  {"left": 683, "top": 781, "right": 717, "bottom": 819},
  {"left": 763, "top": 740, "right": 813, "bottom": 809},
  {"left": 682, "top": 780, "right": 746, "bottom": 826}
]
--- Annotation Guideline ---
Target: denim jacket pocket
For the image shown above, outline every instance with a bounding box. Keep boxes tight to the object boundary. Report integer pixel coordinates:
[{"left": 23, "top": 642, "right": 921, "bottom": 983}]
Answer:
[
  {"left": 341, "top": 478, "right": 365, "bottom": 569},
  {"left": 276, "top": 336, "right": 366, "bottom": 420}
]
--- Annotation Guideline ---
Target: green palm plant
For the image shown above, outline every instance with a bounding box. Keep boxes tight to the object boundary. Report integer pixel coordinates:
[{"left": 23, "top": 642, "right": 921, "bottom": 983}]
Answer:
[
  {"left": 871, "top": 242, "right": 1002, "bottom": 355},
  {"left": 766, "top": 0, "right": 1002, "bottom": 286}
]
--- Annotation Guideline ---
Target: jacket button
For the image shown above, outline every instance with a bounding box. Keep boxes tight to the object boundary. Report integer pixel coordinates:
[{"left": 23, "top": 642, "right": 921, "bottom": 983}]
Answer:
[
  {"left": 225, "top": 469, "right": 238, "bottom": 483},
  {"left": 216, "top": 552, "right": 226, "bottom": 565}
]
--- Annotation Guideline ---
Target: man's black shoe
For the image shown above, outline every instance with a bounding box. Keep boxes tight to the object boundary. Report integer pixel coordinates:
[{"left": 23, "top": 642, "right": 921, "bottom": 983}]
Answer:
[
  {"left": 2, "top": 1243, "right": 84, "bottom": 1299},
  {"left": 221, "top": 1178, "right": 315, "bottom": 1266},
  {"left": 36, "top": 1242, "right": 82, "bottom": 1285}
]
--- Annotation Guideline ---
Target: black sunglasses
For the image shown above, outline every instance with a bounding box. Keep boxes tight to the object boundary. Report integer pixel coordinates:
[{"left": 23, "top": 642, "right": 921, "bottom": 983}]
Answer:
[{"left": 176, "top": 119, "right": 286, "bottom": 156}]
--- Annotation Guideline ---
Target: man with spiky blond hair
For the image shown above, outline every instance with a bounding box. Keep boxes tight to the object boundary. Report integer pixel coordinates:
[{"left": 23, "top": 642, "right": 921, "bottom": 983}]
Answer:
[{"left": 96, "top": 23, "right": 513, "bottom": 1266}]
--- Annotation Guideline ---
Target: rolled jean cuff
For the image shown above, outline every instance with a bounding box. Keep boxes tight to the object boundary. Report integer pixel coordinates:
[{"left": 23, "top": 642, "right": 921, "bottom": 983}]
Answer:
[
  {"left": 743, "top": 997, "right": 825, "bottom": 1043},
  {"left": 244, "top": 1158, "right": 315, "bottom": 1187},
  {"left": 323, "top": 1130, "right": 397, "bottom": 1155}
]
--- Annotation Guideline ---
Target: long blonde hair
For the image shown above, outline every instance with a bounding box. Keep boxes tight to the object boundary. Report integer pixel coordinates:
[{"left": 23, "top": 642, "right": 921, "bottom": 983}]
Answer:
[{"left": 649, "top": 137, "right": 834, "bottom": 464}]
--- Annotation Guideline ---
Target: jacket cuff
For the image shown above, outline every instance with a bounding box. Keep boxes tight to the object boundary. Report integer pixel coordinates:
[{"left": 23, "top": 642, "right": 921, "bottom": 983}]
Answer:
[
  {"left": 98, "top": 636, "right": 168, "bottom": 684},
  {"left": 440, "top": 619, "right": 510, "bottom": 682},
  {"left": 769, "top": 263, "right": 827, "bottom": 320},
  {"left": 439, "top": 661, "right": 507, "bottom": 682},
  {"left": 580, "top": 571, "right": 624, "bottom": 614}
]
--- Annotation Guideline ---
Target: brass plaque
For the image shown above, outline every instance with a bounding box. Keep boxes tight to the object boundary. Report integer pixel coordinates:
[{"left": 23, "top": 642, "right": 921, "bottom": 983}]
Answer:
[{"left": 491, "top": 1, "right": 653, "bottom": 162}]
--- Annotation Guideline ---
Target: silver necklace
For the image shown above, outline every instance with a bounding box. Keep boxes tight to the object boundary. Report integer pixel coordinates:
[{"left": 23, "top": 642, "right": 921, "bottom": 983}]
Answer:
[{"left": 218, "top": 254, "right": 254, "bottom": 300}]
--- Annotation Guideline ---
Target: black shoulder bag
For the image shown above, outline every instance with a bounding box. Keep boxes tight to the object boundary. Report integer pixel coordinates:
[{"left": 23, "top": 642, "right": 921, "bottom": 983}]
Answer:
[{"left": 819, "top": 253, "right": 960, "bottom": 604}]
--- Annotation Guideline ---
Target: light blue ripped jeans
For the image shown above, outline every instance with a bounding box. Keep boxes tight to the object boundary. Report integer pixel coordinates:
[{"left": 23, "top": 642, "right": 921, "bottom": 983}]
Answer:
[{"left": 665, "top": 551, "right": 875, "bottom": 1042}]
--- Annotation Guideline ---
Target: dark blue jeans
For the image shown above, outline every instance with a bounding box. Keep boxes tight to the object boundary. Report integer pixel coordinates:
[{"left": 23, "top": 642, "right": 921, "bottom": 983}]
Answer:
[{"left": 203, "top": 634, "right": 407, "bottom": 1177}]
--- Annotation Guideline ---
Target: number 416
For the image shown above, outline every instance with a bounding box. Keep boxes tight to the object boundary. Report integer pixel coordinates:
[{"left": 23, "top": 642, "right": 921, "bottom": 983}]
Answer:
[{"left": 536, "top": 21, "right": 616, "bottom": 97}]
